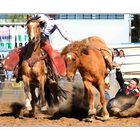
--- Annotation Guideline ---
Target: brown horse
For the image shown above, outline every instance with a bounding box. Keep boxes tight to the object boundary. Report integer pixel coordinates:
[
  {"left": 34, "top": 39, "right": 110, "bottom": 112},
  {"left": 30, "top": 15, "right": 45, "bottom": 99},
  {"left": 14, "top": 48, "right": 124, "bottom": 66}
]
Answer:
[
  {"left": 22, "top": 17, "right": 48, "bottom": 115},
  {"left": 1, "top": 17, "right": 69, "bottom": 118},
  {"left": 61, "top": 36, "right": 113, "bottom": 121}
]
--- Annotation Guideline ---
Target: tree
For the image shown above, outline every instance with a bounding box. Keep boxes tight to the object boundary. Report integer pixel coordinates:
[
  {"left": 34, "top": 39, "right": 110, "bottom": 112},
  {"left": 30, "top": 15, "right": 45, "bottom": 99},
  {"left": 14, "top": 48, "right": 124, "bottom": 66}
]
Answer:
[
  {"left": 6, "top": 14, "right": 29, "bottom": 22},
  {"left": 131, "top": 14, "right": 140, "bottom": 42}
]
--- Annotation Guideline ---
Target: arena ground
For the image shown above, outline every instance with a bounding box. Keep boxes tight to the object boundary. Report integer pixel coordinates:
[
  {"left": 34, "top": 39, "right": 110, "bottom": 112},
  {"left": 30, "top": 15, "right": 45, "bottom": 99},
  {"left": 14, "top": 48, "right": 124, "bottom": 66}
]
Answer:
[{"left": 0, "top": 79, "right": 140, "bottom": 126}]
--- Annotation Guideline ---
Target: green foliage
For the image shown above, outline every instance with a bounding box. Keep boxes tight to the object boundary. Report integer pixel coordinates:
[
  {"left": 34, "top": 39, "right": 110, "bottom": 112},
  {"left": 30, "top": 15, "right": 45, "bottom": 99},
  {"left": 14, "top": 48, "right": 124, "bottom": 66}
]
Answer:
[{"left": 6, "top": 14, "right": 31, "bottom": 22}]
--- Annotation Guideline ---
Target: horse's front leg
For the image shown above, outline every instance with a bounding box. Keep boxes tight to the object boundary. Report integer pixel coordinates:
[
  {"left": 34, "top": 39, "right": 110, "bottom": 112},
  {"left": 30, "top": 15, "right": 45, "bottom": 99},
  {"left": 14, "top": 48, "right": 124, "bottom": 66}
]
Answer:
[
  {"left": 29, "top": 85, "right": 38, "bottom": 117},
  {"left": 96, "top": 79, "right": 110, "bottom": 121},
  {"left": 22, "top": 75, "right": 32, "bottom": 111},
  {"left": 39, "top": 76, "right": 48, "bottom": 111},
  {"left": 83, "top": 80, "right": 96, "bottom": 117}
]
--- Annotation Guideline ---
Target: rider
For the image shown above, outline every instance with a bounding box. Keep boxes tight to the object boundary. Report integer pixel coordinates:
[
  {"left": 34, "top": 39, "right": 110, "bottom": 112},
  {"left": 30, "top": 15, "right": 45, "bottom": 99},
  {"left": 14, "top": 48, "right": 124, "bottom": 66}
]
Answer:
[
  {"left": 3, "top": 14, "right": 72, "bottom": 83},
  {"left": 107, "top": 68, "right": 140, "bottom": 115}
]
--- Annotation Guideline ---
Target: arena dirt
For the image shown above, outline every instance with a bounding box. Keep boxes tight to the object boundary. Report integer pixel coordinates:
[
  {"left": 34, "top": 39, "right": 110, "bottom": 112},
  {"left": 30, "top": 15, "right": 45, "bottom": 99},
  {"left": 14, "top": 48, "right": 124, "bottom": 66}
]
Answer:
[{"left": 0, "top": 79, "right": 140, "bottom": 126}]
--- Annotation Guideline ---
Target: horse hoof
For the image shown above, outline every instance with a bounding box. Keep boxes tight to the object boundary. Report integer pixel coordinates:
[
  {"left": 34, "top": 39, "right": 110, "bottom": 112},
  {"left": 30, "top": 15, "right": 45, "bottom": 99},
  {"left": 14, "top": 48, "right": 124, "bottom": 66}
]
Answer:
[
  {"left": 18, "top": 115, "right": 25, "bottom": 119},
  {"left": 88, "top": 109, "right": 96, "bottom": 116},
  {"left": 82, "top": 116, "right": 95, "bottom": 122},
  {"left": 95, "top": 115, "right": 110, "bottom": 121},
  {"left": 25, "top": 99, "right": 32, "bottom": 111}
]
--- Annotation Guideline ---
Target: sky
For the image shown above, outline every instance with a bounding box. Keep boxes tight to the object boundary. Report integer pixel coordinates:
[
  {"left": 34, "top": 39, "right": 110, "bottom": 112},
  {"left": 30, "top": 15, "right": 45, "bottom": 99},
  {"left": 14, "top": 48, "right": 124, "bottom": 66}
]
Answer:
[{"left": 0, "top": 0, "right": 140, "bottom": 14}]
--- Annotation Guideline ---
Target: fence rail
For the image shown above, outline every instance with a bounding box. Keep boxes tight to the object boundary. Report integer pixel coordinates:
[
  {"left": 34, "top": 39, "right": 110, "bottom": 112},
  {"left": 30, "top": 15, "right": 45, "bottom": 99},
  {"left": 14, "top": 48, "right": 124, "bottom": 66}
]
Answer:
[
  {"left": 109, "top": 44, "right": 140, "bottom": 79},
  {"left": 0, "top": 44, "right": 140, "bottom": 81}
]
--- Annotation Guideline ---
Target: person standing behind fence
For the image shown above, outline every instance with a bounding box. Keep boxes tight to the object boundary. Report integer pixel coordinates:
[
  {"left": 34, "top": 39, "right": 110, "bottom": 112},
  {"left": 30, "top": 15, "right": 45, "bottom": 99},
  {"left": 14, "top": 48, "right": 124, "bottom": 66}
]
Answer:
[
  {"left": 109, "top": 48, "right": 120, "bottom": 97},
  {"left": 112, "top": 48, "right": 119, "bottom": 68},
  {"left": 117, "top": 49, "right": 126, "bottom": 69},
  {"left": 113, "top": 49, "right": 125, "bottom": 69}
]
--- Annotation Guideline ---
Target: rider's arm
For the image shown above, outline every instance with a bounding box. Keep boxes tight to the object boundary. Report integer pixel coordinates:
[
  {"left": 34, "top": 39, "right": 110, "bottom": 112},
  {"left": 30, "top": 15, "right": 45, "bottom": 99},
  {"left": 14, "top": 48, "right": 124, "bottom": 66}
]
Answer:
[
  {"left": 116, "top": 68, "right": 125, "bottom": 89},
  {"left": 54, "top": 23, "right": 72, "bottom": 42},
  {"left": 41, "top": 15, "right": 72, "bottom": 42}
]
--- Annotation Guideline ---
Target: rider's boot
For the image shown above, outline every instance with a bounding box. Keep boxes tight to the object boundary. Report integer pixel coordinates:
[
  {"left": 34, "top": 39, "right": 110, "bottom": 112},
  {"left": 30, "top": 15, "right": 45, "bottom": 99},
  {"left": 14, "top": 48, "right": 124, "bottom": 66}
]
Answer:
[
  {"left": 42, "top": 41, "right": 58, "bottom": 85},
  {"left": 16, "top": 69, "right": 22, "bottom": 83}
]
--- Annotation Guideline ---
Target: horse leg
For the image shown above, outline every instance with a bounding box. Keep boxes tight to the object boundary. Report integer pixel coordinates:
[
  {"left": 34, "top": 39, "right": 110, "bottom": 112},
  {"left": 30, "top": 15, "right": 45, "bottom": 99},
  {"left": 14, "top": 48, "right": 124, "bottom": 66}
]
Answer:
[
  {"left": 22, "top": 75, "right": 32, "bottom": 111},
  {"left": 96, "top": 79, "right": 110, "bottom": 121},
  {"left": 38, "top": 76, "right": 48, "bottom": 111},
  {"left": 83, "top": 81, "right": 96, "bottom": 117},
  {"left": 28, "top": 85, "right": 38, "bottom": 117}
]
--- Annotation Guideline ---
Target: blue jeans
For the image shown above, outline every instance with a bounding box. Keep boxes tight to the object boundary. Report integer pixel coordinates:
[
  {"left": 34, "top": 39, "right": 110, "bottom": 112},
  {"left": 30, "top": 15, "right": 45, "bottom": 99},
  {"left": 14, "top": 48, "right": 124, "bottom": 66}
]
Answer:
[{"left": 105, "top": 91, "right": 110, "bottom": 101}]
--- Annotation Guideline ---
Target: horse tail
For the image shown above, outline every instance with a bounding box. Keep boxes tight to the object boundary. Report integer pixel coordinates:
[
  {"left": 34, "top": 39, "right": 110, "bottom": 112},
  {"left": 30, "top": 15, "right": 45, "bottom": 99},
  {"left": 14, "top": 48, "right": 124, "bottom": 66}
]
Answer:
[
  {"left": 56, "top": 85, "right": 71, "bottom": 101},
  {"left": 44, "top": 81, "right": 71, "bottom": 107},
  {"left": 100, "top": 47, "right": 113, "bottom": 71}
]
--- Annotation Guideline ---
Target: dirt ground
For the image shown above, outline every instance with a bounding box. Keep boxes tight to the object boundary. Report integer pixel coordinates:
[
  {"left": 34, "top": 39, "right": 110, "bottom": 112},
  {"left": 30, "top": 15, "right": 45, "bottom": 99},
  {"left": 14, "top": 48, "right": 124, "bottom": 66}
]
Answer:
[
  {"left": 0, "top": 80, "right": 140, "bottom": 127},
  {"left": 0, "top": 102, "right": 140, "bottom": 126}
]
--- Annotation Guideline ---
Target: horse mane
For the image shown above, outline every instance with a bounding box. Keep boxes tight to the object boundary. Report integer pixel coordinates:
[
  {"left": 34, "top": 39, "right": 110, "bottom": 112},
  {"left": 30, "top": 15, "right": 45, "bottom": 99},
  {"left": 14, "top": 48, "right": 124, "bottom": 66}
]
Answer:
[
  {"left": 61, "top": 40, "right": 90, "bottom": 57},
  {"left": 61, "top": 36, "right": 111, "bottom": 57},
  {"left": 26, "top": 15, "right": 41, "bottom": 25}
]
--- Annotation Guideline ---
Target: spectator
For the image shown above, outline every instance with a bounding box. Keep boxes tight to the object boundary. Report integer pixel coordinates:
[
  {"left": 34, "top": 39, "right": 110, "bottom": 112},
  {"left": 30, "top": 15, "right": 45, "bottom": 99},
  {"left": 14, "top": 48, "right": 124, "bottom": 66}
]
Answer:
[
  {"left": 112, "top": 48, "right": 119, "bottom": 68},
  {"left": 107, "top": 68, "right": 140, "bottom": 115},
  {"left": 109, "top": 48, "right": 120, "bottom": 94},
  {"left": 109, "top": 49, "right": 126, "bottom": 96},
  {"left": 117, "top": 49, "right": 126, "bottom": 68},
  {"left": 112, "top": 49, "right": 125, "bottom": 69}
]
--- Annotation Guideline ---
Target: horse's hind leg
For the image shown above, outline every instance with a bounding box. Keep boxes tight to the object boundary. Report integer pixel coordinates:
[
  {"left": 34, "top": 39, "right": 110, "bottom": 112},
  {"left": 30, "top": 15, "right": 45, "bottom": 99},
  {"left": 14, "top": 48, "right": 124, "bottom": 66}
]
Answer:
[{"left": 96, "top": 79, "right": 110, "bottom": 121}]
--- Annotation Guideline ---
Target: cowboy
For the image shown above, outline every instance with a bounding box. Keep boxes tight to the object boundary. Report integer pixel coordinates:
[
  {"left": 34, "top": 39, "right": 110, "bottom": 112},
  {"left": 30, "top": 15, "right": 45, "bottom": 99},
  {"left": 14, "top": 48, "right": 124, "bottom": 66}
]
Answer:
[
  {"left": 107, "top": 68, "right": 140, "bottom": 115},
  {"left": 2, "top": 14, "right": 72, "bottom": 83}
]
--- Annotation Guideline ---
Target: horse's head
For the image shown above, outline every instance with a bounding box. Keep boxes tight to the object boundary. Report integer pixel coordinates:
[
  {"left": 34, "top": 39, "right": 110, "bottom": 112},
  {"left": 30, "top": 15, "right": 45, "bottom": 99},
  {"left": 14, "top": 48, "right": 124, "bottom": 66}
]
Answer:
[
  {"left": 64, "top": 52, "right": 80, "bottom": 82},
  {"left": 26, "top": 17, "right": 43, "bottom": 44},
  {"left": 61, "top": 41, "right": 84, "bottom": 82}
]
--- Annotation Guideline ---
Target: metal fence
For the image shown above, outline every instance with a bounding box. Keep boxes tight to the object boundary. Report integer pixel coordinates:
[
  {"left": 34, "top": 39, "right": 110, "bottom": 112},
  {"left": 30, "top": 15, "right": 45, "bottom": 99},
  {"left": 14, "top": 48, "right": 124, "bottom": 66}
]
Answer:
[
  {"left": 109, "top": 44, "right": 140, "bottom": 79},
  {"left": 0, "top": 44, "right": 140, "bottom": 99},
  {"left": 0, "top": 23, "right": 28, "bottom": 52}
]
